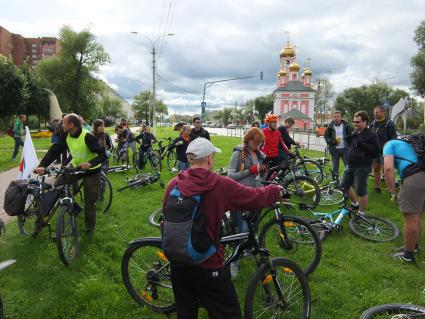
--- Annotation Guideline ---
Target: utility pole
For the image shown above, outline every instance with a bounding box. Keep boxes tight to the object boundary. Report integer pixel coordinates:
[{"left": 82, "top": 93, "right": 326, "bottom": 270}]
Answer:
[{"left": 151, "top": 46, "right": 156, "bottom": 129}]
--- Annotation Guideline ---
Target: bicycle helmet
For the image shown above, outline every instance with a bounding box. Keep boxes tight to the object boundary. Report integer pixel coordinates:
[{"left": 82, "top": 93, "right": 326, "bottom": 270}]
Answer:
[{"left": 265, "top": 114, "right": 278, "bottom": 123}]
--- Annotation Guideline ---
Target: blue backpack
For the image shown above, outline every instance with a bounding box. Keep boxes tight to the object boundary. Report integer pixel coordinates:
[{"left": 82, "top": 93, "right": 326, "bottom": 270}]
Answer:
[{"left": 162, "top": 186, "right": 217, "bottom": 265}]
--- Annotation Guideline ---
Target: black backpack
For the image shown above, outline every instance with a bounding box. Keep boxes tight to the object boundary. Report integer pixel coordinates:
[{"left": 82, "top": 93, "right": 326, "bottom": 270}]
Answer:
[
  {"left": 162, "top": 186, "right": 217, "bottom": 266},
  {"left": 3, "top": 180, "right": 29, "bottom": 216},
  {"left": 395, "top": 133, "right": 425, "bottom": 178}
]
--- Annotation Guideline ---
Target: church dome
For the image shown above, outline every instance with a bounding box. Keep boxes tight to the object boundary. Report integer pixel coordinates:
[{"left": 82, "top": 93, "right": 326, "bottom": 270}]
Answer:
[
  {"left": 289, "top": 62, "right": 300, "bottom": 72},
  {"left": 280, "top": 42, "right": 295, "bottom": 58},
  {"left": 303, "top": 68, "right": 312, "bottom": 76},
  {"left": 278, "top": 68, "right": 288, "bottom": 77}
]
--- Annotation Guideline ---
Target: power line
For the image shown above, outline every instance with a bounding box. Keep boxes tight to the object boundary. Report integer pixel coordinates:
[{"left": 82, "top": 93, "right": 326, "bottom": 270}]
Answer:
[
  {"left": 158, "top": 0, "right": 173, "bottom": 61},
  {"left": 157, "top": 0, "right": 177, "bottom": 67}
]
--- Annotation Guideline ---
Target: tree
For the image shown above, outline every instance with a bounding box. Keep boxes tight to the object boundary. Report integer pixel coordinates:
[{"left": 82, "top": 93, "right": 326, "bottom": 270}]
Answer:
[
  {"left": 155, "top": 100, "right": 168, "bottom": 123},
  {"left": 243, "top": 99, "right": 255, "bottom": 123},
  {"left": 132, "top": 91, "right": 152, "bottom": 124},
  {"left": 411, "top": 20, "right": 425, "bottom": 97},
  {"left": 0, "top": 56, "right": 25, "bottom": 127},
  {"left": 334, "top": 81, "right": 393, "bottom": 120},
  {"left": 315, "top": 78, "right": 335, "bottom": 124},
  {"left": 37, "top": 25, "right": 110, "bottom": 119},
  {"left": 100, "top": 96, "right": 123, "bottom": 121},
  {"left": 254, "top": 94, "right": 274, "bottom": 122},
  {"left": 214, "top": 108, "right": 233, "bottom": 126},
  {"left": 20, "top": 61, "right": 49, "bottom": 129}
]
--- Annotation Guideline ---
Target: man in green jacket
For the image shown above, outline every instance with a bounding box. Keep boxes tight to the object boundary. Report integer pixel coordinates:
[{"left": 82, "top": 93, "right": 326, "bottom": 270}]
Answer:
[
  {"left": 11, "top": 115, "right": 26, "bottom": 160},
  {"left": 324, "top": 111, "right": 353, "bottom": 176}
]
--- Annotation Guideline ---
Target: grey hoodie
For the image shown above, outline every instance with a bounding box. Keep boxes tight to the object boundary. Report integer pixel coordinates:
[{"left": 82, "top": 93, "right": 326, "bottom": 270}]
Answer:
[{"left": 227, "top": 145, "right": 265, "bottom": 188}]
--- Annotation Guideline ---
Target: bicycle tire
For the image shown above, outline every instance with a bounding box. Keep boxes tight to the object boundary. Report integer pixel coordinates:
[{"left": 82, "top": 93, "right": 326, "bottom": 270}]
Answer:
[
  {"left": 244, "top": 257, "right": 311, "bottom": 319},
  {"left": 154, "top": 150, "right": 163, "bottom": 171},
  {"left": 149, "top": 208, "right": 163, "bottom": 228},
  {"left": 258, "top": 216, "right": 322, "bottom": 276},
  {"left": 56, "top": 205, "right": 78, "bottom": 266},
  {"left": 121, "top": 238, "right": 176, "bottom": 314},
  {"left": 166, "top": 151, "right": 177, "bottom": 170},
  {"left": 295, "top": 160, "right": 324, "bottom": 184},
  {"left": 349, "top": 214, "right": 399, "bottom": 242},
  {"left": 360, "top": 303, "right": 425, "bottom": 318},
  {"left": 98, "top": 172, "right": 113, "bottom": 214},
  {"left": 18, "top": 195, "right": 40, "bottom": 237},
  {"left": 150, "top": 151, "right": 162, "bottom": 171},
  {"left": 283, "top": 175, "right": 321, "bottom": 209},
  {"left": 317, "top": 188, "right": 344, "bottom": 206}
]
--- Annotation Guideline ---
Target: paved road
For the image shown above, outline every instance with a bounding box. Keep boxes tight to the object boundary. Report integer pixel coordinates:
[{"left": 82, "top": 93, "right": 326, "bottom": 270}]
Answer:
[{"left": 0, "top": 167, "right": 20, "bottom": 224}]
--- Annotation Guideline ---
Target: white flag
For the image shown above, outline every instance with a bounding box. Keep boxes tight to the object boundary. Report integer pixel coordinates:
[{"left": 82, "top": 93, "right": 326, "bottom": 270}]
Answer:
[{"left": 18, "top": 126, "right": 39, "bottom": 180}]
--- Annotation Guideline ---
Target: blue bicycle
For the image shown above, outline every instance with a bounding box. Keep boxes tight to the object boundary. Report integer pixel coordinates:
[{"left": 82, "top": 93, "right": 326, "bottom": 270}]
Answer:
[{"left": 298, "top": 196, "right": 399, "bottom": 242}]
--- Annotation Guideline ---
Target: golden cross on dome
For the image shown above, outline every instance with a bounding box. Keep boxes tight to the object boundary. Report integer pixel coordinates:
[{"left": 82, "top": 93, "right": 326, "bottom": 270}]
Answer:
[{"left": 285, "top": 30, "right": 290, "bottom": 45}]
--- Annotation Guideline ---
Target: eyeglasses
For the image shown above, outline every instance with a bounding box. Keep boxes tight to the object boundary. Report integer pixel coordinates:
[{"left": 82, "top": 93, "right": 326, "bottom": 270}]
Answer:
[
  {"left": 352, "top": 120, "right": 362, "bottom": 124},
  {"left": 195, "top": 121, "right": 202, "bottom": 124}
]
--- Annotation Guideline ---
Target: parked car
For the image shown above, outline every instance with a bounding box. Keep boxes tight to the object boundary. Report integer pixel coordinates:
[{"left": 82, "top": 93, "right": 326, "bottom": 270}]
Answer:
[{"left": 227, "top": 124, "right": 237, "bottom": 129}]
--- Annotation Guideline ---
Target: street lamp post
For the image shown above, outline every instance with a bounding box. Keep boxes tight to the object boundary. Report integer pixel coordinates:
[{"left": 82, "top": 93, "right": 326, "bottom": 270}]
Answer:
[
  {"left": 131, "top": 31, "right": 174, "bottom": 134},
  {"left": 201, "top": 72, "right": 263, "bottom": 121}
]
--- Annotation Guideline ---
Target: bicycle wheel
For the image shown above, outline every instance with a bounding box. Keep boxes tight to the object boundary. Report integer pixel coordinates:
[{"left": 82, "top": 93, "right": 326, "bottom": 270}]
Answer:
[
  {"left": 283, "top": 175, "right": 321, "bottom": 209},
  {"left": 56, "top": 205, "right": 78, "bottom": 266},
  {"left": 258, "top": 216, "right": 322, "bottom": 276},
  {"left": 317, "top": 188, "right": 344, "bottom": 206},
  {"left": 244, "top": 257, "right": 311, "bottom": 319},
  {"left": 18, "top": 195, "right": 40, "bottom": 237},
  {"left": 295, "top": 160, "right": 324, "bottom": 184},
  {"left": 97, "top": 172, "right": 113, "bottom": 214},
  {"left": 349, "top": 214, "right": 399, "bottom": 242},
  {"left": 166, "top": 150, "right": 177, "bottom": 170},
  {"left": 360, "top": 304, "right": 425, "bottom": 318},
  {"left": 121, "top": 238, "right": 176, "bottom": 314},
  {"left": 149, "top": 208, "right": 163, "bottom": 228},
  {"left": 150, "top": 151, "right": 162, "bottom": 171}
]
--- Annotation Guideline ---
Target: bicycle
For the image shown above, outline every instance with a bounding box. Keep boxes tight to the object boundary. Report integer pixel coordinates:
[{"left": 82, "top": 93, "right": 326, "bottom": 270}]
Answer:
[
  {"left": 299, "top": 194, "right": 400, "bottom": 242},
  {"left": 0, "top": 259, "right": 16, "bottom": 319},
  {"left": 18, "top": 167, "right": 85, "bottom": 265},
  {"left": 360, "top": 304, "right": 425, "bottom": 318},
  {"left": 136, "top": 145, "right": 162, "bottom": 171},
  {"left": 292, "top": 146, "right": 327, "bottom": 184},
  {"left": 265, "top": 159, "right": 321, "bottom": 209},
  {"left": 315, "top": 169, "right": 344, "bottom": 206},
  {"left": 148, "top": 199, "right": 322, "bottom": 277},
  {"left": 113, "top": 141, "right": 138, "bottom": 173},
  {"left": 117, "top": 171, "right": 164, "bottom": 192},
  {"left": 122, "top": 202, "right": 311, "bottom": 318},
  {"left": 154, "top": 137, "right": 179, "bottom": 170}
]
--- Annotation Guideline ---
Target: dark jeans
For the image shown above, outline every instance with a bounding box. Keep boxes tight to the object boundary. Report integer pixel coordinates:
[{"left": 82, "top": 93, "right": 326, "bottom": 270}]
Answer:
[
  {"left": 331, "top": 148, "right": 347, "bottom": 176},
  {"left": 54, "top": 171, "right": 101, "bottom": 230},
  {"left": 170, "top": 263, "right": 242, "bottom": 319},
  {"left": 12, "top": 136, "right": 24, "bottom": 159}
]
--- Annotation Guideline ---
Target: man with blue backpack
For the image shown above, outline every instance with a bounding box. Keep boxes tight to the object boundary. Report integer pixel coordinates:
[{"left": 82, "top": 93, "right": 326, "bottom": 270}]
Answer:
[
  {"left": 383, "top": 134, "right": 425, "bottom": 264},
  {"left": 162, "top": 137, "right": 283, "bottom": 319}
]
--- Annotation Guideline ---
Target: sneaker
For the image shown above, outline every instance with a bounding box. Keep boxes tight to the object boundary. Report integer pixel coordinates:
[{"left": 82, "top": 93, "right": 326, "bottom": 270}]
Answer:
[
  {"left": 391, "top": 252, "right": 416, "bottom": 264},
  {"left": 374, "top": 188, "right": 382, "bottom": 193},
  {"left": 393, "top": 245, "right": 420, "bottom": 254},
  {"left": 230, "top": 262, "right": 239, "bottom": 279}
]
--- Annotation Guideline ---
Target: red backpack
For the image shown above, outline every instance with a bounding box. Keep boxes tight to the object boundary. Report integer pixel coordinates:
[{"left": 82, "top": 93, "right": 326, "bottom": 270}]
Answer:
[{"left": 7, "top": 122, "right": 14, "bottom": 137}]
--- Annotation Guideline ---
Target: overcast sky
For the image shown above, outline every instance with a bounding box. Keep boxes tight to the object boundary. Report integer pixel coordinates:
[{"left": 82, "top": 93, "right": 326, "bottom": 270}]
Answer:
[{"left": 1, "top": 0, "right": 424, "bottom": 114}]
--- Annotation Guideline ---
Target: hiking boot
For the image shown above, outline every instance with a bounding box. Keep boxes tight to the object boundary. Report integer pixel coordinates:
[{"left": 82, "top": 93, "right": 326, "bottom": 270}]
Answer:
[
  {"left": 374, "top": 188, "right": 382, "bottom": 193},
  {"left": 393, "top": 245, "right": 420, "bottom": 254},
  {"left": 391, "top": 252, "right": 416, "bottom": 264}
]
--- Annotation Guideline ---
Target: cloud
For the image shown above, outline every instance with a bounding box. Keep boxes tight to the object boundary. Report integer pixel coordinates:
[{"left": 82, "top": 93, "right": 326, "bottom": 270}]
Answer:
[{"left": 1, "top": 0, "right": 424, "bottom": 113}]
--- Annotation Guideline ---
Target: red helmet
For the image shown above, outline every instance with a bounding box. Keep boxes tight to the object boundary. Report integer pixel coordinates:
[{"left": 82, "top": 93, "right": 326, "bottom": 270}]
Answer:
[{"left": 265, "top": 114, "right": 278, "bottom": 123}]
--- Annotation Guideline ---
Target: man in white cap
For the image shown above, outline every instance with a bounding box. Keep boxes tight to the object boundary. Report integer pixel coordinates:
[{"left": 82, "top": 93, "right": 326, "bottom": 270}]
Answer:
[{"left": 162, "top": 137, "right": 283, "bottom": 319}]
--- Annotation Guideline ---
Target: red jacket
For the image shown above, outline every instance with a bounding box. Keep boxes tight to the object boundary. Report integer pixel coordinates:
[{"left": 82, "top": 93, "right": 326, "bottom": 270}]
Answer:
[
  {"left": 262, "top": 127, "right": 287, "bottom": 158},
  {"left": 162, "top": 168, "right": 281, "bottom": 269}
]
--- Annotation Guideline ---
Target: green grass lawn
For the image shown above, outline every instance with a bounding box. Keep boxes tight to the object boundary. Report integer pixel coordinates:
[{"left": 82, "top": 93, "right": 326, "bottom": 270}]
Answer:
[{"left": 1, "top": 129, "right": 424, "bottom": 318}]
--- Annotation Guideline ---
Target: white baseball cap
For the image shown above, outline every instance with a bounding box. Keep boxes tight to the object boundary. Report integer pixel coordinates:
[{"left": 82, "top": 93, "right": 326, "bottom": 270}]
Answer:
[{"left": 186, "top": 138, "right": 221, "bottom": 159}]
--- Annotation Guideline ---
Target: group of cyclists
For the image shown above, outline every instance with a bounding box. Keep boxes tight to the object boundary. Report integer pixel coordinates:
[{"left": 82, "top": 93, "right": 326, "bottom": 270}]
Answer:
[{"left": 20, "top": 105, "right": 423, "bottom": 319}]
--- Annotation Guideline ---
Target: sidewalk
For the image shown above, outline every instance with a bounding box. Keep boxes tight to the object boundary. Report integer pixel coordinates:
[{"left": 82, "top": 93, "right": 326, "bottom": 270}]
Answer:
[{"left": 0, "top": 167, "right": 20, "bottom": 224}]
